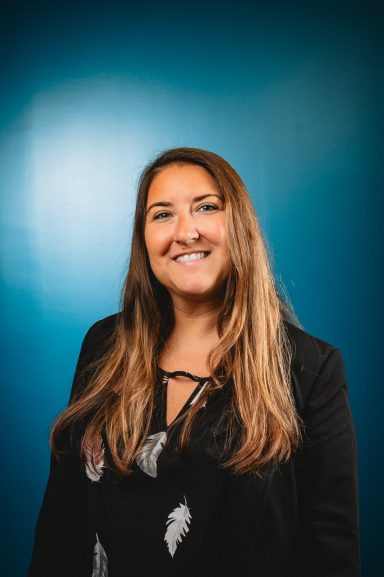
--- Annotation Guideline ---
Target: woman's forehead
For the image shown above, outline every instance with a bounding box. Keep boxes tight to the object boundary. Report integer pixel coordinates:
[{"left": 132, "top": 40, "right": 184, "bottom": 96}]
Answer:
[{"left": 146, "top": 163, "right": 220, "bottom": 204}]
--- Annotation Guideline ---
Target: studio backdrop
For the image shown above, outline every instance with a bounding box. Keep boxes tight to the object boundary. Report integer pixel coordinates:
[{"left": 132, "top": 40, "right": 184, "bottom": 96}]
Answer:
[{"left": 0, "top": 1, "right": 382, "bottom": 575}]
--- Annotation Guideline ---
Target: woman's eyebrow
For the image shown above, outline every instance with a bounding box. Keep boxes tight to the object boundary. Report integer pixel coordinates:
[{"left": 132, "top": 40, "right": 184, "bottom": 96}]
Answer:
[
  {"left": 146, "top": 194, "right": 223, "bottom": 214},
  {"left": 146, "top": 201, "right": 172, "bottom": 214}
]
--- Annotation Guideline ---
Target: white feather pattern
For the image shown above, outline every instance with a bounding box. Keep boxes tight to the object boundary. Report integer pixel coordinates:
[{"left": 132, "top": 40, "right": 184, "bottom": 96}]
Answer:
[
  {"left": 164, "top": 495, "right": 192, "bottom": 557},
  {"left": 136, "top": 431, "right": 167, "bottom": 477},
  {"left": 92, "top": 533, "right": 108, "bottom": 577},
  {"left": 85, "top": 438, "right": 104, "bottom": 482}
]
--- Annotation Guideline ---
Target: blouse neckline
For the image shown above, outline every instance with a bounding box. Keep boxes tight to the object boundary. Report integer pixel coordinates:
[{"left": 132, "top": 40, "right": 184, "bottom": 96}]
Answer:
[
  {"left": 158, "top": 367, "right": 210, "bottom": 383},
  {"left": 157, "top": 368, "right": 210, "bottom": 430}
]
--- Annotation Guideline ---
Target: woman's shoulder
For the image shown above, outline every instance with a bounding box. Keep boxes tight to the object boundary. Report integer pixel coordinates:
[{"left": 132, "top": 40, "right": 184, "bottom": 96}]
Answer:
[
  {"left": 283, "top": 321, "right": 346, "bottom": 415},
  {"left": 69, "top": 313, "right": 121, "bottom": 401},
  {"left": 284, "top": 320, "right": 337, "bottom": 365},
  {"left": 82, "top": 312, "right": 121, "bottom": 348}
]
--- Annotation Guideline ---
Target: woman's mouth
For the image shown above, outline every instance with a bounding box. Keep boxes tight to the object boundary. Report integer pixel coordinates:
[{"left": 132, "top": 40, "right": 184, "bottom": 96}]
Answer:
[{"left": 174, "top": 251, "right": 210, "bottom": 263}]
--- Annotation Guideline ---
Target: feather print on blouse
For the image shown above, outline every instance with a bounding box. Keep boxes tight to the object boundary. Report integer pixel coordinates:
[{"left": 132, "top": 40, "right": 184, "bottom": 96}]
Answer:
[
  {"left": 85, "top": 436, "right": 105, "bottom": 482},
  {"left": 136, "top": 431, "right": 167, "bottom": 477},
  {"left": 92, "top": 533, "right": 108, "bottom": 577},
  {"left": 164, "top": 496, "right": 192, "bottom": 557}
]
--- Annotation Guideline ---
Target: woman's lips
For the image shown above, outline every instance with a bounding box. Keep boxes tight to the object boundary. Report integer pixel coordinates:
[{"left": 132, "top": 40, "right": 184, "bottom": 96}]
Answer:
[{"left": 173, "top": 251, "right": 210, "bottom": 263}]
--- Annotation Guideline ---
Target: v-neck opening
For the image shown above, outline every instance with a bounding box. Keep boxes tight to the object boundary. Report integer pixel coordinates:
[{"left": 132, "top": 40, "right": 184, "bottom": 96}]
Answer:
[{"left": 158, "top": 368, "right": 209, "bottom": 430}]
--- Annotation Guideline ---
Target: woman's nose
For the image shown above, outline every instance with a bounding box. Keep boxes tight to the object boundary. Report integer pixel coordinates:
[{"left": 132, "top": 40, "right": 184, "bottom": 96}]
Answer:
[{"left": 173, "top": 213, "right": 200, "bottom": 243}]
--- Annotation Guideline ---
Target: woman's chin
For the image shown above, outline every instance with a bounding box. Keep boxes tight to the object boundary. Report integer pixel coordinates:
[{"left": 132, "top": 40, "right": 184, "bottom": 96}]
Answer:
[{"left": 170, "top": 282, "right": 222, "bottom": 302}]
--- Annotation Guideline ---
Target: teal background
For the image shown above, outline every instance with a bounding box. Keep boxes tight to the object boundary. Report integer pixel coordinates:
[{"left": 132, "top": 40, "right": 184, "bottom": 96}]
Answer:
[{"left": 1, "top": 0, "right": 382, "bottom": 574}]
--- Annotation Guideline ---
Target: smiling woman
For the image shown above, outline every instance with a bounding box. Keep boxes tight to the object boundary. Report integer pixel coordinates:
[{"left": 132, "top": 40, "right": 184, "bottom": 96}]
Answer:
[
  {"left": 29, "top": 148, "right": 360, "bottom": 577},
  {"left": 145, "top": 164, "right": 230, "bottom": 303}
]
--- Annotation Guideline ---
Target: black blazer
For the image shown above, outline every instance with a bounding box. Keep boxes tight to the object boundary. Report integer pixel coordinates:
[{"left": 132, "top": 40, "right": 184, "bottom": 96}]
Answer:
[{"left": 29, "top": 313, "right": 360, "bottom": 576}]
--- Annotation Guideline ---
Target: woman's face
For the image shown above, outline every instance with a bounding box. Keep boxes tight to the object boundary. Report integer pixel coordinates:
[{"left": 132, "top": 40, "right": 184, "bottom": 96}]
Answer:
[{"left": 144, "top": 163, "right": 231, "bottom": 305}]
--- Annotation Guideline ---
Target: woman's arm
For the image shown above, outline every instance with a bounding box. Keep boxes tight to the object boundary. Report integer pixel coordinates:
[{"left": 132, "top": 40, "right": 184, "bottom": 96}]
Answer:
[
  {"left": 292, "top": 347, "right": 361, "bottom": 576},
  {"left": 28, "top": 451, "right": 89, "bottom": 576},
  {"left": 28, "top": 320, "right": 108, "bottom": 576}
]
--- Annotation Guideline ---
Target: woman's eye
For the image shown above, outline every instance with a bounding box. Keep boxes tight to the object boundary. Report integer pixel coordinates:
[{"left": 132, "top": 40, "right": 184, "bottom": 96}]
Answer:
[
  {"left": 197, "top": 204, "right": 217, "bottom": 212},
  {"left": 153, "top": 211, "right": 171, "bottom": 220}
]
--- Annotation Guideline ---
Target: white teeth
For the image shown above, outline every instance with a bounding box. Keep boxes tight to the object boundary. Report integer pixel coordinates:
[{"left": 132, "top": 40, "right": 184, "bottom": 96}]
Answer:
[{"left": 175, "top": 252, "right": 208, "bottom": 263}]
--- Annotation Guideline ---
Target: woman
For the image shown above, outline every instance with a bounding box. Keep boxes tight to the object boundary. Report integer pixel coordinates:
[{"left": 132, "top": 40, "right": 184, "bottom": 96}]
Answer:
[{"left": 29, "top": 147, "right": 360, "bottom": 576}]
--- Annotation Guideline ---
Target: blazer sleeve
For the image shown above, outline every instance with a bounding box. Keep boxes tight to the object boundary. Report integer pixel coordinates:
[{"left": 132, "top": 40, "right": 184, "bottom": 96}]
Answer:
[
  {"left": 28, "top": 323, "right": 103, "bottom": 577},
  {"left": 292, "top": 347, "right": 361, "bottom": 576}
]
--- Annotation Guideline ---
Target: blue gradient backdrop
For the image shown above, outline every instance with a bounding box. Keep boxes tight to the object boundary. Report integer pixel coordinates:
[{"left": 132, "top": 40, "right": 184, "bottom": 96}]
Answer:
[{"left": 1, "top": 1, "right": 382, "bottom": 575}]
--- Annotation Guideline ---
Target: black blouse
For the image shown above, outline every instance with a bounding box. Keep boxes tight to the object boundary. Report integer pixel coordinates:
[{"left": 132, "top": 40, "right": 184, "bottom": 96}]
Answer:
[{"left": 28, "top": 314, "right": 360, "bottom": 577}]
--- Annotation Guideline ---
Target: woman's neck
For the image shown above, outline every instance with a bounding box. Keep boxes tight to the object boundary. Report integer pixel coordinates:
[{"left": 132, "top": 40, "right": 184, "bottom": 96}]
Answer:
[
  {"left": 171, "top": 297, "right": 220, "bottom": 340},
  {"left": 159, "top": 297, "right": 221, "bottom": 375}
]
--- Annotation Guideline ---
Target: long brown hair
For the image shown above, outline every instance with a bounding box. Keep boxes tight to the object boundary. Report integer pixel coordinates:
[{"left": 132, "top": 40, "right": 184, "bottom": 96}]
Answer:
[{"left": 51, "top": 147, "right": 302, "bottom": 476}]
